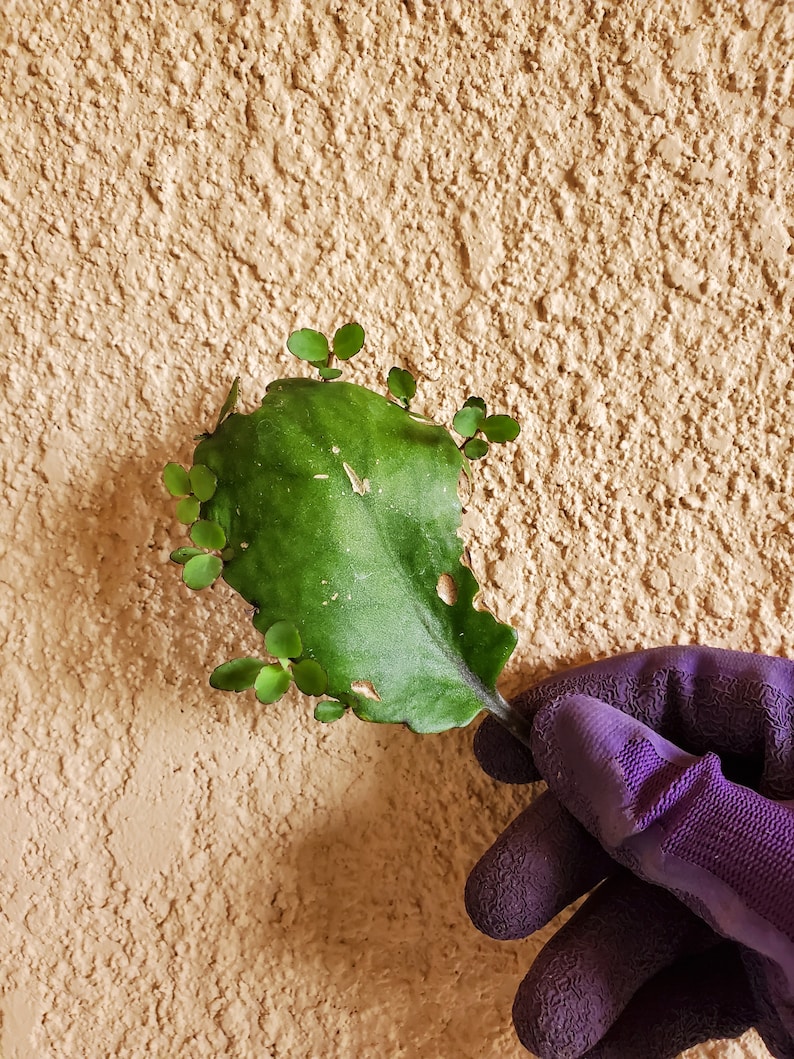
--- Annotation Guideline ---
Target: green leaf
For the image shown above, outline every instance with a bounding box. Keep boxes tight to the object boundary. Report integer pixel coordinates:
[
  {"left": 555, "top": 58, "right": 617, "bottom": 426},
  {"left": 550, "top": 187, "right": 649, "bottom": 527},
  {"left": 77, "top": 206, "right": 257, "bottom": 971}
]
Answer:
[
  {"left": 314, "top": 701, "right": 346, "bottom": 723},
  {"left": 175, "top": 496, "right": 201, "bottom": 525},
  {"left": 387, "top": 367, "right": 417, "bottom": 406},
  {"left": 319, "top": 367, "right": 343, "bottom": 380},
  {"left": 170, "top": 546, "right": 205, "bottom": 565},
  {"left": 463, "top": 396, "right": 487, "bottom": 415},
  {"left": 333, "top": 323, "right": 365, "bottom": 361},
  {"left": 287, "top": 329, "right": 329, "bottom": 363},
  {"left": 254, "top": 664, "right": 293, "bottom": 704},
  {"left": 215, "top": 377, "right": 240, "bottom": 431},
  {"left": 464, "top": 437, "right": 489, "bottom": 460},
  {"left": 265, "top": 620, "right": 302, "bottom": 659},
  {"left": 481, "top": 414, "right": 520, "bottom": 443},
  {"left": 452, "top": 405, "right": 485, "bottom": 438},
  {"left": 293, "top": 659, "right": 328, "bottom": 695},
  {"left": 190, "top": 520, "right": 227, "bottom": 550},
  {"left": 182, "top": 553, "right": 223, "bottom": 590},
  {"left": 163, "top": 463, "right": 191, "bottom": 497},
  {"left": 192, "top": 378, "right": 516, "bottom": 732},
  {"left": 189, "top": 464, "right": 218, "bottom": 502},
  {"left": 210, "top": 657, "right": 266, "bottom": 691}
]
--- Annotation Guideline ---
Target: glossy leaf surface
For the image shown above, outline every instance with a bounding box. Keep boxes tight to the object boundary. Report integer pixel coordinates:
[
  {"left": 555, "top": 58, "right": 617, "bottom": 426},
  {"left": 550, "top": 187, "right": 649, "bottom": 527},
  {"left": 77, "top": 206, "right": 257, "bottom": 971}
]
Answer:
[
  {"left": 210, "top": 657, "right": 266, "bottom": 691},
  {"left": 481, "top": 414, "right": 520, "bottom": 443},
  {"left": 183, "top": 553, "right": 223, "bottom": 590},
  {"left": 164, "top": 462, "right": 191, "bottom": 497},
  {"left": 287, "top": 329, "right": 329, "bottom": 363},
  {"left": 192, "top": 378, "right": 516, "bottom": 732},
  {"left": 333, "top": 323, "right": 365, "bottom": 360}
]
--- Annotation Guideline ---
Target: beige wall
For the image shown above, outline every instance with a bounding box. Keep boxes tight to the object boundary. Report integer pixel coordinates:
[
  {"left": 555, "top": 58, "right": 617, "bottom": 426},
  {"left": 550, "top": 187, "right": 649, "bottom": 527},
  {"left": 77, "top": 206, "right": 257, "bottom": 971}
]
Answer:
[{"left": 2, "top": 0, "right": 792, "bottom": 1056}]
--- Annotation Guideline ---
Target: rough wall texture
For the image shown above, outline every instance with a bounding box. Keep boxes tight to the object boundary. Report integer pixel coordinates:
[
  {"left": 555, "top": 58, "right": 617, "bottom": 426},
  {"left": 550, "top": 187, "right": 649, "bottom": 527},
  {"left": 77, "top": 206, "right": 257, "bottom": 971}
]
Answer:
[{"left": 2, "top": 0, "right": 792, "bottom": 1056}]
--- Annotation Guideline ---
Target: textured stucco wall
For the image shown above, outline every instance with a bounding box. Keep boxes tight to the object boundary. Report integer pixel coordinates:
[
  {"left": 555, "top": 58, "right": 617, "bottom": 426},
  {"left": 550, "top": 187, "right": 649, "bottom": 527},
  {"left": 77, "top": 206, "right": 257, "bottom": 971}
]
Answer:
[{"left": 2, "top": 1, "right": 792, "bottom": 1056}]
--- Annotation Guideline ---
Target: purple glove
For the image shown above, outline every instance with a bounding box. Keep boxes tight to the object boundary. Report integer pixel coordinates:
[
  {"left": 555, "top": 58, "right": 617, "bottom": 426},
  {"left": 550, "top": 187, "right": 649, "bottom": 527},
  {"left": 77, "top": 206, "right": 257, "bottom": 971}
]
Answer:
[{"left": 465, "top": 646, "right": 794, "bottom": 1059}]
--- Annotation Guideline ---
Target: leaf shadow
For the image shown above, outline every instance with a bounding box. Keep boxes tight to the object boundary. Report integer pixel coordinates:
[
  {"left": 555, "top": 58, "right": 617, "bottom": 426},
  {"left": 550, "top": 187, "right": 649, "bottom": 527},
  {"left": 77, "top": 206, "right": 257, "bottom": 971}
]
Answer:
[
  {"left": 241, "top": 725, "right": 549, "bottom": 1058},
  {"left": 51, "top": 436, "right": 556, "bottom": 1054}
]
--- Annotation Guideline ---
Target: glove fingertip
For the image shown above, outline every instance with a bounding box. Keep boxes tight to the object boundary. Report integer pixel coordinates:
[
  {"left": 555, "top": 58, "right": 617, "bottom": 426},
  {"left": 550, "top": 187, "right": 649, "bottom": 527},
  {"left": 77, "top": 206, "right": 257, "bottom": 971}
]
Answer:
[{"left": 473, "top": 713, "right": 540, "bottom": 784}]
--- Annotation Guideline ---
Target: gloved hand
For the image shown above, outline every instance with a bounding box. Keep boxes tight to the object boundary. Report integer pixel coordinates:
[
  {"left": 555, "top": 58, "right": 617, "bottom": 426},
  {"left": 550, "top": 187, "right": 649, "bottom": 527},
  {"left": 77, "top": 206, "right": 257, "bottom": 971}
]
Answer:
[{"left": 465, "top": 646, "right": 794, "bottom": 1059}]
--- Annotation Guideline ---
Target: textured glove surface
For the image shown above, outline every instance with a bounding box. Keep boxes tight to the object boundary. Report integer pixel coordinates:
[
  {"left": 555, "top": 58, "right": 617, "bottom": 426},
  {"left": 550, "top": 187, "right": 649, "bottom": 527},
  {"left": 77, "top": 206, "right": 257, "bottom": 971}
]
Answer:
[{"left": 466, "top": 646, "right": 794, "bottom": 1059}]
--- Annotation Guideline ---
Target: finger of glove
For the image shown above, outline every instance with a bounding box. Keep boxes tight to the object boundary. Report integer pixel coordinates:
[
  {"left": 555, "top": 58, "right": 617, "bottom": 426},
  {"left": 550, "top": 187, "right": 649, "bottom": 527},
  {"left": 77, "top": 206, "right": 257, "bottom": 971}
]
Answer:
[
  {"left": 472, "top": 712, "right": 540, "bottom": 784},
  {"left": 465, "top": 789, "right": 613, "bottom": 941},
  {"left": 582, "top": 941, "right": 756, "bottom": 1059},
  {"left": 531, "top": 693, "right": 794, "bottom": 1040},
  {"left": 513, "top": 645, "right": 794, "bottom": 798},
  {"left": 512, "top": 870, "right": 717, "bottom": 1059}
]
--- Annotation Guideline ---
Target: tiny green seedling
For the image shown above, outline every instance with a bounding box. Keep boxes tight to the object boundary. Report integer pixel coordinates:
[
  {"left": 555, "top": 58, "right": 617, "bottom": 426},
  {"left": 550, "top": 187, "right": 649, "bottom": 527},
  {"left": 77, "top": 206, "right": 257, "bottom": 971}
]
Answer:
[{"left": 163, "top": 325, "right": 527, "bottom": 739}]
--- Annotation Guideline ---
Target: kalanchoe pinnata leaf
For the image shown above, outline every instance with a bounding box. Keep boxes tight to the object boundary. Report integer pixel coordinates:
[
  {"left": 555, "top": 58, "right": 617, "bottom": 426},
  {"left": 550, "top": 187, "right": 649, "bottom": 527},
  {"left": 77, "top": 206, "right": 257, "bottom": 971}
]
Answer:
[
  {"left": 463, "top": 437, "right": 490, "bottom": 460},
  {"left": 189, "top": 464, "right": 218, "bottom": 502},
  {"left": 453, "top": 405, "right": 485, "bottom": 438},
  {"left": 183, "top": 553, "right": 223, "bottom": 590},
  {"left": 287, "top": 329, "right": 330, "bottom": 363},
  {"left": 176, "top": 496, "right": 201, "bottom": 525},
  {"left": 254, "top": 664, "right": 292, "bottom": 704},
  {"left": 463, "top": 396, "right": 487, "bottom": 415},
  {"left": 192, "top": 377, "right": 516, "bottom": 732},
  {"left": 319, "top": 367, "right": 343, "bottom": 380},
  {"left": 481, "top": 414, "right": 520, "bottom": 443},
  {"left": 190, "top": 520, "right": 227, "bottom": 551},
  {"left": 314, "top": 701, "right": 346, "bottom": 723},
  {"left": 170, "top": 546, "right": 205, "bottom": 565},
  {"left": 293, "top": 659, "right": 328, "bottom": 696},
  {"left": 210, "top": 657, "right": 266, "bottom": 691},
  {"left": 387, "top": 367, "right": 417, "bottom": 407},
  {"left": 164, "top": 462, "right": 191, "bottom": 497},
  {"left": 333, "top": 323, "right": 365, "bottom": 361},
  {"left": 265, "top": 620, "right": 302, "bottom": 660}
]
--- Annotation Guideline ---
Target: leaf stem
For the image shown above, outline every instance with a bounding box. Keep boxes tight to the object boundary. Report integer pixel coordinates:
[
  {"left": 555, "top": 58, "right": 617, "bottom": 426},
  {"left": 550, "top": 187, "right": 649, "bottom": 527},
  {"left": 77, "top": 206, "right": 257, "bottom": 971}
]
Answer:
[{"left": 485, "top": 690, "right": 535, "bottom": 748}]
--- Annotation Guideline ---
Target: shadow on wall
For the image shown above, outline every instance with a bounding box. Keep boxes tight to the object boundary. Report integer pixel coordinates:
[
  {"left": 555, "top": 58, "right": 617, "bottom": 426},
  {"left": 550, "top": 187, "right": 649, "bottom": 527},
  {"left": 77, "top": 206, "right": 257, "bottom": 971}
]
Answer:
[
  {"left": 246, "top": 729, "right": 543, "bottom": 1056},
  {"left": 57, "top": 438, "right": 543, "bottom": 1055},
  {"left": 57, "top": 439, "right": 255, "bottom": 725}
]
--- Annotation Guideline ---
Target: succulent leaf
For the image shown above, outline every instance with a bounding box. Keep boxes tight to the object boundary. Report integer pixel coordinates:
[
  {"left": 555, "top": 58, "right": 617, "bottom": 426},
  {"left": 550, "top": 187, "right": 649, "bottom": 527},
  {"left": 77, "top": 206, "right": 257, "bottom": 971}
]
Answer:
[
  {"left": 182, "top": 553, "right": 223, "bottom": 590},
  {"left": 175, "top": 496, "right": 201, "bottom": 525},
  {"left": 481, "top": 414, "right": 520, "bottom": 443},
  {"left": 170, "top": 546, "right": 205, "bottom": 565},
  {"left": 453, "top": 406, "right": 485, "bottom": 438},
  {"left": 254, "top": 664, "right": 292, "bottom": 704},
  {"left": 332, "top": 323, "right": 365, "bottom": 361},
  {"left": 387, "top": 367, "right": 417, "bottom": 406},
  {"left": 287, "top": 329, "right": 330, "bottom": 363},
  {"left": 192, "top": 378, "right": 516, "bottom": 732},
  {"left": 163, "top": 463, "right": 191, "bottom": 497},
  {"left": 190, "top": 520, "right": 227, "bottom": 551},
  {"left": 314, "top": 701, "right": 346, "bottom": 723},
  {"left": 265, "top": 620, "right": 303, "bottom": 660},
  {"left": 463, "top": 437, "right": 490, "bottom": 460},
  {"left": 189, "top": 464, "right": 218, "bottom": 501},
  {"left": 210, "top": 657, "right": 266, "bottom": 691},
  {"left": 293, "top": 659, "right": 328, "bottom": 695}
]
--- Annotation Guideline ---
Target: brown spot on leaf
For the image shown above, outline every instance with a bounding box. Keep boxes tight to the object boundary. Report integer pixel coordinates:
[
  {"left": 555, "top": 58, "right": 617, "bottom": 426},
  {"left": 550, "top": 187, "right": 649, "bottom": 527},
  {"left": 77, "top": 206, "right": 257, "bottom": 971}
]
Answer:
[
  {"left": 436, "top": 573, "right": 458, "bottom": 605},
  {"left": 343, "top": 462, "right": 370, "bottom": 495},
  {"left": 351, "top": 680, "right": 381, "bottom": 701}
]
